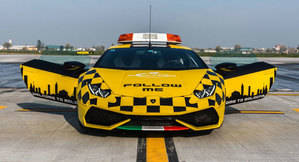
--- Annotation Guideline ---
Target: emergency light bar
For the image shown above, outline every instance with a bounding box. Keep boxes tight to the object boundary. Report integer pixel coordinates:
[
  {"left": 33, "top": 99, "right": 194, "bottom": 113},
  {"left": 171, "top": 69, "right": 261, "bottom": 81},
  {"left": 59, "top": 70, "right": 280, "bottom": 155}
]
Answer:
[{"left": 118, "top": 33, "right": 182, "bottom": 44}]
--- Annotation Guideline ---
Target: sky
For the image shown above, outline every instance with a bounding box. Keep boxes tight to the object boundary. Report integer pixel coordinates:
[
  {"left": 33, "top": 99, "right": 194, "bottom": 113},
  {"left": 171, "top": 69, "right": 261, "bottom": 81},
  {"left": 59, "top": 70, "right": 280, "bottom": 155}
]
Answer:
[{"left": 0, "top": 0, "right": 299, "bottom": 48}]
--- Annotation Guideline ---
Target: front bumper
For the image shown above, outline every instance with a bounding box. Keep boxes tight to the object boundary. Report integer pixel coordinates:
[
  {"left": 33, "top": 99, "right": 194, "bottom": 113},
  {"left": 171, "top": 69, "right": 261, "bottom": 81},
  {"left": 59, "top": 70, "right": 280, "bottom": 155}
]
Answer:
[{"left": 78, "top": 104, "right": 224, "bottom": 131}]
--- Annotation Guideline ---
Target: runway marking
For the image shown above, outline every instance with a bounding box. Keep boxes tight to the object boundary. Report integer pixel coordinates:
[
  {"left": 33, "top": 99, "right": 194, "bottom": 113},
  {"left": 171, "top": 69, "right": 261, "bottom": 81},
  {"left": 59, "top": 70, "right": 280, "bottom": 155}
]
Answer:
[
  {"left": 146, "top": 137, "right": 168, "bottom": 162},
  {"left": 269, "top": 94, "right": 299, "bottom": 96},
  {"left": 0, "top": 106, "right": 7, "bottom": 109},
  {"left": 239, "top": 110, "right": 284, "bottom": 114},
  {"left": 293, "top": 108, "right": 299, "bottom": 112},
  {"left": 137, "top": 137, "right": 179, "bottom": 162},
  {"left": 16, "top": 108, "right": 31, "bottom": 112}
]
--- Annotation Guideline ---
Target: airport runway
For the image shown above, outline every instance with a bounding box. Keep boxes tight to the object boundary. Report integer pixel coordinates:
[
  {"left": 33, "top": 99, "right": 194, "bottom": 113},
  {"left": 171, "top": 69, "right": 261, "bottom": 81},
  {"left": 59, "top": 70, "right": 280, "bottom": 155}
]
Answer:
[{"left": 1, "top": 56, "right": 299, "bottom": 161}]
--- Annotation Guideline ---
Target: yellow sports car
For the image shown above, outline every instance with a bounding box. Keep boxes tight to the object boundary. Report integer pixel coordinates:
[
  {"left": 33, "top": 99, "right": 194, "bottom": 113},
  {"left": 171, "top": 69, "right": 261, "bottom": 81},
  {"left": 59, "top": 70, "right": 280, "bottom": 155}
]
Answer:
[{"left": 20, "top": 33, "right": 277, "bottom": 132}]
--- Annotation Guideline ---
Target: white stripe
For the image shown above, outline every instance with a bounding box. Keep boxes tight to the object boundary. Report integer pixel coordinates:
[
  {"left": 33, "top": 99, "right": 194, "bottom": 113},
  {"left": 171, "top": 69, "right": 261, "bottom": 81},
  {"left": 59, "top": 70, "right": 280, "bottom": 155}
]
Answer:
[
  {"left": 142, "top": 126, "right": 164, "bottom": 131},
  {"left": 133, "top": 33, "right": 167, "bottom": 42}
]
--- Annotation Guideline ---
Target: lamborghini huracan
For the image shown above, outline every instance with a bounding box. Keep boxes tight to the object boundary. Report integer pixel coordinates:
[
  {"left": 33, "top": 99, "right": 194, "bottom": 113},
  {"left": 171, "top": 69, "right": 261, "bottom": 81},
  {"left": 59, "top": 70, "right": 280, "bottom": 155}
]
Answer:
[{"left": 20, "top": 33, "right": 277, "bottom": 132}]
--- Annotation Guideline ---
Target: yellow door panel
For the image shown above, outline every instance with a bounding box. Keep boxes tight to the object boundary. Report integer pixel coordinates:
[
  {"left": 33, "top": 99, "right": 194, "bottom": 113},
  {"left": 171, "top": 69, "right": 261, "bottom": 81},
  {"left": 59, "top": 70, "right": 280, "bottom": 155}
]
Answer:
[
  {"left": 20, "top": 60, "right": 84, "bottom": 105},
  {"left": 221, "top": 62, "right": 277, "bottom": 105}
]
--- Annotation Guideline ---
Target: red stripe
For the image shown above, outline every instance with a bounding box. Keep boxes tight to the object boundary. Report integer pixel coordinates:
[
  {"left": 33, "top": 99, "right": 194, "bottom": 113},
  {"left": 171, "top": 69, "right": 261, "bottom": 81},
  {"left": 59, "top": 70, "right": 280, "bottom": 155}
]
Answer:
[{"left": 164, "top": 126, "right": 189, "bottom": 131}]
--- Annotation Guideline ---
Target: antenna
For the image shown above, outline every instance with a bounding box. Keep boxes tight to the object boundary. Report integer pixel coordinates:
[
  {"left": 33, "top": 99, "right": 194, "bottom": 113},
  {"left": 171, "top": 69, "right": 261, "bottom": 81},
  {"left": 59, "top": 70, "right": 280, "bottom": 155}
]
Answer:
[{"left": 148, "top": 3, "right": 152, "bottom": 47}]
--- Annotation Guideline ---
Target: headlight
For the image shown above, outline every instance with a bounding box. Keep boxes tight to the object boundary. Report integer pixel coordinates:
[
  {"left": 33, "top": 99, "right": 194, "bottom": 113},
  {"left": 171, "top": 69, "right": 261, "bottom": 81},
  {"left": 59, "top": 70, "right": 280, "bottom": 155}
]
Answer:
[
  {"left": 194, "top": 85, "right": 216, "bottom": 99},
  {"left": 88, "top": 83, "right": 111, "bottom": 98}
]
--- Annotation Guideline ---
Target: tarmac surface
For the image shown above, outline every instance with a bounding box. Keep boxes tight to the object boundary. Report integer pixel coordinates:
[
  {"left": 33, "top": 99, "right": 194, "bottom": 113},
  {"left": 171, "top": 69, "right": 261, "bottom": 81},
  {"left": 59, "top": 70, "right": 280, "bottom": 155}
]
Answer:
[
  {"left": 0, "top": 89, "right": 299, "bottom": 162},
  {"left": 1, "top": 55, "right": 299, "bottom": 161}
]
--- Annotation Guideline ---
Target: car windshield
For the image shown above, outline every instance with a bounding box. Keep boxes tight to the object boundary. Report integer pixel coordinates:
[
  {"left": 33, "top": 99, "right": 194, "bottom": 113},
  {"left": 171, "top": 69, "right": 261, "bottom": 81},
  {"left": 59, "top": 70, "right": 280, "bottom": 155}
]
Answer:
[{"left": 94, "top": 47, "right": 207, "bottom": 70}]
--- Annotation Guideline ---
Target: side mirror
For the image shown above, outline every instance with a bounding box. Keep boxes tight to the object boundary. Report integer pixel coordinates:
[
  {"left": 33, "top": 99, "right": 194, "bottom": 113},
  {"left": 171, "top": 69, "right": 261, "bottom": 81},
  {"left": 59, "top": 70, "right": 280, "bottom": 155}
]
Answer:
[
  {"left": 215, "top": 63, "right": 237, "bottom": 75},
  {"left": 63, "top": 61, "right": 86, "bottom": 71}
]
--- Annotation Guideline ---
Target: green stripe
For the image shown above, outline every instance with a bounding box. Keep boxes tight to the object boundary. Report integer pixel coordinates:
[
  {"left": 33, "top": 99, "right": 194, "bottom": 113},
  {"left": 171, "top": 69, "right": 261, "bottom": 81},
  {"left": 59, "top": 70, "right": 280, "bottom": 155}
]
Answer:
[{"left": 117, "top": 125, "right": 142, "bottom": 130}]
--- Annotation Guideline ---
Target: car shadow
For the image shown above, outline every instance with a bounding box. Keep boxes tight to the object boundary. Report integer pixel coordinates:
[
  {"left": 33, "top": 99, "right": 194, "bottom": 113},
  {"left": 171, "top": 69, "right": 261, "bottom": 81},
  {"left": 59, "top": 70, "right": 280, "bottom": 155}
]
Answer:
[
  {"left": 17, "top": 102, "right": 230, "bottom": 137},
  {"left": 17, "top": 102, "right": 82, "bottom": 132},
  {"left": 225, "top": 106, "right": 241, "bottom": 115}
]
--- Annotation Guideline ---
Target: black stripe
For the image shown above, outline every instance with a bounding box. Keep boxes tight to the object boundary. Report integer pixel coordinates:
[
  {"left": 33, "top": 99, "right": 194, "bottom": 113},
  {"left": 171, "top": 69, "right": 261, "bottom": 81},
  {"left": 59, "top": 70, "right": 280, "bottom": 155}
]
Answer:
[
  {"left": 165, "top": 137, "right": 179, "bottom": 162},
  {"left": 22, "top": 59, "right": 86, "bottom": 78},
  {"left": 136, "top": 137, "right": 146, "bottom": 162},
  {"left": 221, "top": 62, "right": 275, "bottom": 79}
]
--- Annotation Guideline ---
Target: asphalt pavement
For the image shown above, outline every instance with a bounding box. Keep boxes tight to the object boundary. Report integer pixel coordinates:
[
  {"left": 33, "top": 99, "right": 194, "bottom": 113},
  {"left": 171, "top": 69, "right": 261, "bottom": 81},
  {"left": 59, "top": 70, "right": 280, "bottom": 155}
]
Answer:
[{"left": 0, "top": 88, "right": 299, "bottom": 162}]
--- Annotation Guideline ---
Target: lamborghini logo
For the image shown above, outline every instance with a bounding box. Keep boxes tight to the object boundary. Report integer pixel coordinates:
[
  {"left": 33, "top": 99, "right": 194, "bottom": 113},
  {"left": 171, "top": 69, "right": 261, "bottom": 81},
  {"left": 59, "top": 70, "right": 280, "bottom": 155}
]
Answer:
[{"left": 150, "top": 99, "right": 156, "bottom": 103}]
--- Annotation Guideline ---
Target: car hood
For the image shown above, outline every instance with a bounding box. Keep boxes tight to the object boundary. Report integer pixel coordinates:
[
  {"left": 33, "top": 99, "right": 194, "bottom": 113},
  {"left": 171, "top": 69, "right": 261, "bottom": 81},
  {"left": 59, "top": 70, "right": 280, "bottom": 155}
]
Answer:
[{"left": 95, "top": 68, "right": 208, "bottom": 97}]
